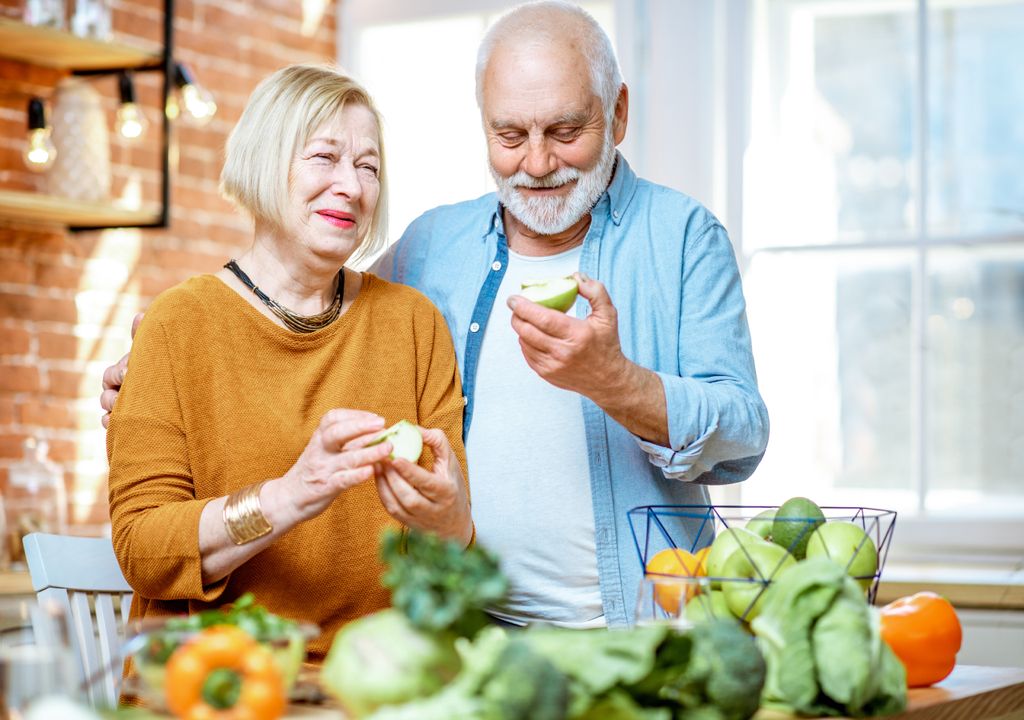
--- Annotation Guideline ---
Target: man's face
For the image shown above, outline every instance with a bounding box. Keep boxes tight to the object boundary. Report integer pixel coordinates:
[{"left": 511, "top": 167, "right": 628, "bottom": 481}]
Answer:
[{"left": 482, "top": 42, "right": 618, "bottom": 236}]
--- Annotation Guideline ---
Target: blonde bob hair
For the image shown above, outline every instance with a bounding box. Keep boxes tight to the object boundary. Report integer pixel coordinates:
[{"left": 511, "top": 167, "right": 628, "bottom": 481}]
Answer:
[{"left": 220, "top": 64, "right": 389, "bottom": 262}]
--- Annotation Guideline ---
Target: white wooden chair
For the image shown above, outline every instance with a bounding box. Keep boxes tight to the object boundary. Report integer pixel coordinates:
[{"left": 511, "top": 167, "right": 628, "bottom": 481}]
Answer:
[{"left": 22, "top": 532, "right": 134, "bottom": 708}]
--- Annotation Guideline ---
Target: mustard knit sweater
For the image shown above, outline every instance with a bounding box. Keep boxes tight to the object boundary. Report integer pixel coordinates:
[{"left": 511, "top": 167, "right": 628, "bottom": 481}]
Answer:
[{"left": 106, "top": 273, "right": 467, "bottom": 661}]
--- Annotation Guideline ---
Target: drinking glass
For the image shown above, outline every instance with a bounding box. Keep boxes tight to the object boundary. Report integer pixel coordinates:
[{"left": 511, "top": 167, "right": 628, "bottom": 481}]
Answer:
[
  {"left": 0, "top": 642, "right": 72, "bottom": 718},
  {"left": 634, "top": 574, "right": 711, "bottom": 628}
]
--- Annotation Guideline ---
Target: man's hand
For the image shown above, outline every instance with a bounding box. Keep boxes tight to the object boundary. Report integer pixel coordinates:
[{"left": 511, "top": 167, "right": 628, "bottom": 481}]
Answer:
[
  {"left": 508, "top": 272, "right": 629, "bottom": 401},
  {"left": 508, "top": 272, "right": 670, "bottom": 445},
  {"left": 375, "top": 426, "right": 473, "bottom": 547},
  {"left": 100, "top": 312, "right": 144, "bottom": 428}
]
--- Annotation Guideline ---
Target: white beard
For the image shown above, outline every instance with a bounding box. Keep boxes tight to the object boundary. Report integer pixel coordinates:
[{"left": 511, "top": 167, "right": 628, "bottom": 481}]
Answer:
[{"left": 491, "top": 134, "right": 616, "bottom": 236}]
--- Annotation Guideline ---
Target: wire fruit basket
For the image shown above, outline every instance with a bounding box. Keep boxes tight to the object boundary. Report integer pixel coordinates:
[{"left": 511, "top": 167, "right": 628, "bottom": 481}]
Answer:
[{"left": 627, "top": 504, "right": 897, "bottom": 623}]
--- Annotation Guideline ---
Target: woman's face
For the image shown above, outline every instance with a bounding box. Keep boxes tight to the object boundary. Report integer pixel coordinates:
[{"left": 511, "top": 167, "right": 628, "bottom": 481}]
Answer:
[{"left": 283, "top": 103, "right": 381, "bottom": 265}]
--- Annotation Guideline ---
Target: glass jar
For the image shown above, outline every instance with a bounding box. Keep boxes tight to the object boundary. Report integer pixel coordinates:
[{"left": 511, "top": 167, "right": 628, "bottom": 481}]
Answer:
[
  {"left": 70, "top": 0, "right": 111, "bottom": 40},
  {"left": 23, "top": 0, "right": 66, "bottom": 30},
  {"left": 5, "top": 439, "right": 68, "bottom": 571}
]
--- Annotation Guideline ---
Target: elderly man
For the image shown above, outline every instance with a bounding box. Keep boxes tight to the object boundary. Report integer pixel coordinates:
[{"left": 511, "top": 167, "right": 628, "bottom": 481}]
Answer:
[
  {"left": 371, "top": 0, "right": 768, "bottom": 628},
  {"left": 102, "top": 1, "right": 768, "bottom": 628}
]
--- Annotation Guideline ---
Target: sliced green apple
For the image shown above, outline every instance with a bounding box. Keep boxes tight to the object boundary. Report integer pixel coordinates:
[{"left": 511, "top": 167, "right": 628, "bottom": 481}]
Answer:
[
  {"left": 367, "top": 420, "right": 423, "bottom": 463},
  {"left": 520, "top": 276, "right": 579, "bottom": 313}
]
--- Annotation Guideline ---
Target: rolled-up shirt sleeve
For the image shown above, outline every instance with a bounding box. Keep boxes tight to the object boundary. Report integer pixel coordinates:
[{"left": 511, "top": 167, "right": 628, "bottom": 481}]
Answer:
[{"left": 635, "top": 222, "right": 769, "bottom": 483}]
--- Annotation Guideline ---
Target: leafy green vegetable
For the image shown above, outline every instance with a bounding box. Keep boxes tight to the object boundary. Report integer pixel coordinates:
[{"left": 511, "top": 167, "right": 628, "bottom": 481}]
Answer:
[
  {"left": 332, "top": 530, "right": 769, "bottom": 720},
  {"left": 139, "top": 592, "right": 297, "bottom": 664},
  {"left": 751, "top": 557, "right": 907, "bottom": 717},
  {"left": 624, "top": 621, "right": 765, "bottom": 720},
  {"left": 364, "top": 627, "right": 568, "bottom": 720},
  {"left": 322, "top": 531, "right": 510, "bottom": 717},
  {"left": 321, "top": 609, "right": 461, "bottom": 718},
  {"left": 381, "top": 529, "right": 508, "bottom": 638}
]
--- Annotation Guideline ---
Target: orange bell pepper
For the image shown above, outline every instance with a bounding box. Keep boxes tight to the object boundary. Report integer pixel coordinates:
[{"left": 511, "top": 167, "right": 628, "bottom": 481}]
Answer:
[
  {"left": 164, "top": 624, "right": 287, "bottom": 720},
  {"left": 879, "top": 591, "right": 962, "bottom": 688}
]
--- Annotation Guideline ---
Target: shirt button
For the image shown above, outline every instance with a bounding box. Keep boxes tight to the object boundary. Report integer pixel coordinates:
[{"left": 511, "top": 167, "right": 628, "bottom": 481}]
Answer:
[
  {"left": 462, "top": 396, "right": 468, "bottom": 406},
  {"left": 612, "top": 211, "right": 620, "bottom": 219},
  {"left": 491, "top": 261, "right": 502, "bottom": 271},
  {"left": 470, "top": 322, "right": 480, "bottom": 333}
]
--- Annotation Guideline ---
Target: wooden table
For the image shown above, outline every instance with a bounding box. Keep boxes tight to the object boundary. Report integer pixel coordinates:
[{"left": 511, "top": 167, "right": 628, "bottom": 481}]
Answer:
[
  {"left": 755, "top": 665, "right": 1024, "bottom": 720},
  {"left": 279, "top": 665, "right": 1023, "bottom": 719}
]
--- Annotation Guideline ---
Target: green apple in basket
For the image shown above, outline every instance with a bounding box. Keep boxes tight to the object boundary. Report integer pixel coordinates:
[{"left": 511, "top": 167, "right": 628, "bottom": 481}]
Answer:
[
  {"left": 745, "top": 508, "right": 776, "bottom": 540},
  {"left": 520, "top": 276, "right": 579, "bottom": 313},
  {"left": 720, "top": 542, "right": 796, "bottom": 621},
  {"left": 805, "top": 520, "right": 879, "bottom": 592},
  {"left": 704, "top": 526, "right": 767, "bottom": 588},
  {"left": 367, "top": 420, "right": 423, "bottom": 463},
  {"left": 683, "top": 589, "right": 738, "bottom": 626}
]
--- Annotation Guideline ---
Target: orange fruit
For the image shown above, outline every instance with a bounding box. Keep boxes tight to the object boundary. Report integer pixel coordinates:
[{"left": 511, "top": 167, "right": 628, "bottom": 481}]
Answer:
[
  {"left": 645, "top": 548, "right": 703, "bottom": 615},
  {"left": 693, "top": 546, "right": 711, "bottom": 576}
]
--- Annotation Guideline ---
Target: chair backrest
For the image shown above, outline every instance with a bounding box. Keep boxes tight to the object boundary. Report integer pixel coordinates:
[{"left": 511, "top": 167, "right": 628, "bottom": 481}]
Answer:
[{"left": 22, "top": 532, "right": 133, "bottom": 709}]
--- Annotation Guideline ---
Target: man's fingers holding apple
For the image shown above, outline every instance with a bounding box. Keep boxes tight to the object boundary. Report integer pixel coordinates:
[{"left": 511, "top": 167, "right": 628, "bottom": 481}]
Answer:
[
  {"left": 508, "top": 295, "right": 574, "bottom": 340},
  {"left": 574, "top": 272, "right": 613, "bottom": 314}
]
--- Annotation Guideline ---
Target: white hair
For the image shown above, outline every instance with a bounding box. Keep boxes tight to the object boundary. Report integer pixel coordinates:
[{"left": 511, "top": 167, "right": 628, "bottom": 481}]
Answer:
[{"left": 475, "top": 0, "right": 622, "bottom": 122}]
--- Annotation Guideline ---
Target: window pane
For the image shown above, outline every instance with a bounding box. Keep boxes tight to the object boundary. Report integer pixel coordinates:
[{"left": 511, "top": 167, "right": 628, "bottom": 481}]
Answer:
[
  {"left": 926, "top": 247, "right": 1024, "bottom": 513},
  {"left": 928, "top": 2, "right": 1024, "bottom": 235},
  {"left": 744, "top": 251, "right": 915, "bottom": 509},
  {"left": 745, "top": 1, "right": 916, "bottom": 249},
  {"left": 356, "top": 15, "right": 492, "bottom": 244}
]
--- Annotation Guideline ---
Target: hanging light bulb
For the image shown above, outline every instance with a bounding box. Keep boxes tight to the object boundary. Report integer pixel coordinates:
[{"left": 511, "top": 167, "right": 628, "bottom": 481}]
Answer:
[
  {"left": 115, "top": 72, "right": 148, "bottom": 140},
  {"left": 23, "top": 97, "right": 57, "bottom": 172},
  {"left": 174, "top": 64, "right": 217, "bottom": 125}
]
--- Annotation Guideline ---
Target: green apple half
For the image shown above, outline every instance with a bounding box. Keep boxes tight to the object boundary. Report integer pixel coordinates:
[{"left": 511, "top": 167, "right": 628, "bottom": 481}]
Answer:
[
  {"left": 720, "top": 542, "right": 795, "bottom": 621},
  {"left": 805, "top": 521, "right": 878, "bottom": 592},
  {"left": 704, "top": 527, "right": 766, "bottom": 588},
  {"left": 520, "top": 276, "right": 579, "bottom": 313},
  {"left": 367, "top": 420, "right": 423, "bottom": 463}
]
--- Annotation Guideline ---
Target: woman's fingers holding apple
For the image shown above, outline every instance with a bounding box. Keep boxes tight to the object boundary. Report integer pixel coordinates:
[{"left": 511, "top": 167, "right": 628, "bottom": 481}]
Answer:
[
  {"left": 318, "top": 409, "right": 386, "bottom": 450},
  {"left": 375, "top": 467, "right": 416, "bottom": 521},
  {"left": 375, "top": 442, "right": 472, "bottom": 544}
]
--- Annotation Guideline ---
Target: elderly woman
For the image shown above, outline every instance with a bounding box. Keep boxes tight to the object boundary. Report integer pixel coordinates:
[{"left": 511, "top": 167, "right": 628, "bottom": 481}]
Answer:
[{"left": 105, "top": 64, "right": 472, "bottom": 662}]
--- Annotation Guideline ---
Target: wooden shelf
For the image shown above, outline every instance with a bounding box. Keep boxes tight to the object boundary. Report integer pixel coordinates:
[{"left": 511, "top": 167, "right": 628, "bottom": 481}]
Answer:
[
  {"left": 0, "top": 189, "right": 161, "bottom": 228},
  {"left": 0, "top": 16, "right": 161, "bottom": 71}
]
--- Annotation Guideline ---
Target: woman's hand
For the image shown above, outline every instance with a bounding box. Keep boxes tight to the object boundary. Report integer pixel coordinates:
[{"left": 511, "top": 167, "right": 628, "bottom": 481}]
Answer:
[
  {"left": 375, "top": 427, "right": 473, "bottom": 547},
  {"left": 273, "top": 409, "right": 394, "bottom": 523}
]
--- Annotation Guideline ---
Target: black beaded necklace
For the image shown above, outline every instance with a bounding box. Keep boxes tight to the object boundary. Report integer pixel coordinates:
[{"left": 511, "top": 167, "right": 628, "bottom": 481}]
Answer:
[{"left": 224, "top": 259, "right": 345, "bottom": 333}]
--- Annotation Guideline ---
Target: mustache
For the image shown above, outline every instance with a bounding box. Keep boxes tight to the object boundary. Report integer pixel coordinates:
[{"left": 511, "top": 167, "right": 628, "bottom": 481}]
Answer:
[{"left": 508, "top": 167, "right": 581, "bottom": 189}]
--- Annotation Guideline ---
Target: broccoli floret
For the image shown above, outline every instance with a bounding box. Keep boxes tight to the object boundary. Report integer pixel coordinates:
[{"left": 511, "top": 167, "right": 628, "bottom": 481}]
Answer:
[
  {"left": 689, "top": 621, "right": 767, "bottom": 720},
  {"left": 479, "top": 640, "right": 569, "bottom": 720}
]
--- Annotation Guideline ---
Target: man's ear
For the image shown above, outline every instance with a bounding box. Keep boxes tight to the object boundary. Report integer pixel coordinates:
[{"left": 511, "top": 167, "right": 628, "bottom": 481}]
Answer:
[{"left": 612, "top": 84, "right": 629, "bottom": 145}]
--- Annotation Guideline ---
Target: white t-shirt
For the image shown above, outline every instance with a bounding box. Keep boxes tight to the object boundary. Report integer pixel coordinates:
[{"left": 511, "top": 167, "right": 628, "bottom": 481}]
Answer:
[{"left": 466, "top": 244, "right": 603, "bottom": 627}]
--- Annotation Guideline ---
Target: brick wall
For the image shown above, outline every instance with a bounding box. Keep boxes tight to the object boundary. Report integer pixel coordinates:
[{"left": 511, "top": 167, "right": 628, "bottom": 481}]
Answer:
[{"left": 0, "top": 0, "right": 338, "bottom": 535}]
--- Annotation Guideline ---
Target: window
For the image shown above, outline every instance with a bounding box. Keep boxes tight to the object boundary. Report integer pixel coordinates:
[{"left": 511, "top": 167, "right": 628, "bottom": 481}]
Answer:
[{"left": 739, "top": 0, "right": 1024, "bottom": 555}]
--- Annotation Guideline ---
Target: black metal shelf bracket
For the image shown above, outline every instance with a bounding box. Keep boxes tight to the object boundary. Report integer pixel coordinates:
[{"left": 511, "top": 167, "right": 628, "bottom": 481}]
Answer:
[{"left": 68, "top": 0, "right": 174, "bottom": 232}]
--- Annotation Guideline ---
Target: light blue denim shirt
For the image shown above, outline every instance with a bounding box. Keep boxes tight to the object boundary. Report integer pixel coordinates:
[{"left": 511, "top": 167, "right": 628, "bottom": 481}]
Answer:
[{"left": 372, "top": 153, "right": 769, "bottom": 626}]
